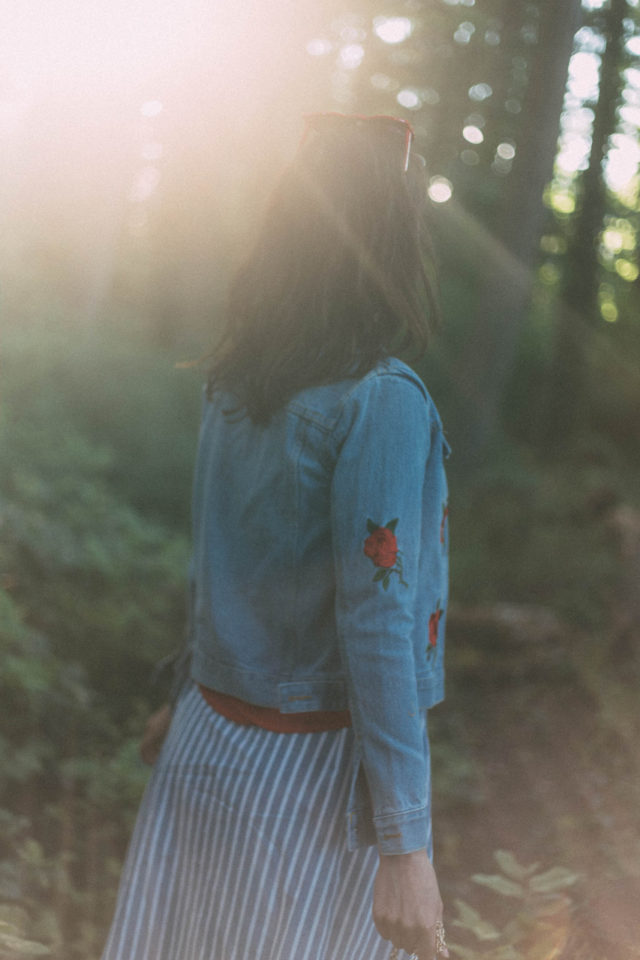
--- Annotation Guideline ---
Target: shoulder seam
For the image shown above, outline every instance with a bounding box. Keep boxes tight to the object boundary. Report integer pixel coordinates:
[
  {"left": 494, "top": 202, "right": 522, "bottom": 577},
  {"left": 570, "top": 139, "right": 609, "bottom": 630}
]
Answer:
[
  {"left": 339, "top": 364, "right": 430, "bottom": 409},
  {"left": 329, "top": 363, "right": 432, "bottom": 452}
]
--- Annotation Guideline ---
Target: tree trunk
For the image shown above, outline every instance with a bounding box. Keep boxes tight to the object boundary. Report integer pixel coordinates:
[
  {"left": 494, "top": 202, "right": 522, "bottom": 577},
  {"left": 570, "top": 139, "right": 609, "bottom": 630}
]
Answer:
[
  {"left": 544, "top": 0, "right": 628, "bottom": 450},
  {"left": 454, "top": 0, "right": 582, "bottom": 466}
]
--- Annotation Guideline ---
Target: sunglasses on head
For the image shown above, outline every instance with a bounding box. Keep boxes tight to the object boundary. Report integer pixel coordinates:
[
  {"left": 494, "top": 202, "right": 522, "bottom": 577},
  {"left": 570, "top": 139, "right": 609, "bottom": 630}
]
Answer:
[{"left": 300, "top": 112, "right": 415, "bottom": 173}]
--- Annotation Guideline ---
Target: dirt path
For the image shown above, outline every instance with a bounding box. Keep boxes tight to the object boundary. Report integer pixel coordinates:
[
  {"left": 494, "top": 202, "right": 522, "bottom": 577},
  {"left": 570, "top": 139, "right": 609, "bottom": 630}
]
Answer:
[{"left": 433, "top": 613, "right": 640, "bottom": 956}]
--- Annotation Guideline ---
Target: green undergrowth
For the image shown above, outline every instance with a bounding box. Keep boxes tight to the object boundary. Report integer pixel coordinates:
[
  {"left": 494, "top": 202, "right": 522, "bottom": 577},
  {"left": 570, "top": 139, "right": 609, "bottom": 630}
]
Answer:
[
  {"left": 448, "top": 850, "right": 581, "bottom": 960},
  {"left": 449, "top": 438, "right": 635, "bottom": 634},
  {"left": 1, "top": 323, "right": 193, "bottom": 955}
]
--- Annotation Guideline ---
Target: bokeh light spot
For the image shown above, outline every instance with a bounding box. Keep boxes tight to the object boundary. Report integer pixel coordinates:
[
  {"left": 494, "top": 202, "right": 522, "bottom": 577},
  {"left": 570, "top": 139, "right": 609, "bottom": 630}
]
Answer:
[
  {"left": 306, "top": 38, "right": 332, "bottom": 56},
  {"left": 620, "top": 104, "right": 640, "bottom": 126},
  {"left": 556, "top": 135, "right": 591, "bottom": 173},
  {"left": 602, "top": 228, "right": 624, "bottom": 254},
  {"left": 462, "top": 124, "right": 484, "bottom": 144},
  {"left": 540, "top": 235, "right": 566, "bottom": 255},
  {"left": 562, "top": 106, "right": 595, "bottom": 133},
  {"left": 428, "top": 176, "right": 453, "bottom": 203},
  {"left": 568, "top": 52, "right": 600, "bottom": 101},
  {"left": 574, "top": 26, "right": 606, "bottom": 54},
  {"left": 626, "top": 68, "right": 640, "bottom": 89},
  {"left": 598, "top": 284, "right": 619, "bottom": 322},
  {"left": 615, "top": 259, "right": 639, "bottom": 282},
  {"left": 600, "top": 300, "right": 618, "bottom": 322},
  {"left": 496, "top": 142, "right": 516, "bottom": 160},
  {"left": 373, "top": 16, "right": 412, "bottom": 44},
  {"left": 539, "top": 262, "right": 560, "bottom": 285},
  {"left": 469, "top": 83, "right": 492, "bottom": 101},
  {"left": 370, "top": 73, "right": 398, "bottom": 91},
  {"left": 397, "top": 89, "right": 421, "bottom": 109},
  {"left": 491, "top": 156, "right": 512, "bottom": 176},
  {"left": 604, "top": 136, "right": 640, "bottom": 190},
  {"left": 340, "top": 44, "right": 364, "bottom": 69},
  {"left": 461, "top": 149, "right": 480, "bottom": 165},
  {"left": 454, "top": 22, "right": 475, "bottom": 44},
  {"left": 548, "top": 190, "right": 575, "bottom": 214}
]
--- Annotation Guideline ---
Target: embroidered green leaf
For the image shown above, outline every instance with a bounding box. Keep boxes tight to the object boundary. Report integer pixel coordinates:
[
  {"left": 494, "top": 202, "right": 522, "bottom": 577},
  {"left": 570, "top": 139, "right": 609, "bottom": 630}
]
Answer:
[
  {"left": 373, "top": 569, "right": 386, "bottom": 582},
  {"left": 386, "top": 518, "right": 398, "bottom": 533},
  {"left": 382, "top": 575, "right": 390, "bottom": 590},
  {"left": 366, "top": 518, "right": 378, "bottom": 534}
]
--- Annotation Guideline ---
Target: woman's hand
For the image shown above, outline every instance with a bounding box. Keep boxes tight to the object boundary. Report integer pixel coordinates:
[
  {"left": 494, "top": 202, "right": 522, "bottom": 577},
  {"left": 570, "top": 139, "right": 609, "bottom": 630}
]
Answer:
[
  {"left": 373, "top": 848, "right": 447, "bottom": 960},
  {"left": 140, "top": 703, "right": 173, "bottom": 765}
]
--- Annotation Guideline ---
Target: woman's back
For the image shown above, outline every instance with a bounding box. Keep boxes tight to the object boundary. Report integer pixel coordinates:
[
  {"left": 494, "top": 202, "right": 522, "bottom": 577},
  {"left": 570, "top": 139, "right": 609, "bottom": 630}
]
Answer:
[{"left": 189, "top": 357, "right": 449, "bottom": 720}]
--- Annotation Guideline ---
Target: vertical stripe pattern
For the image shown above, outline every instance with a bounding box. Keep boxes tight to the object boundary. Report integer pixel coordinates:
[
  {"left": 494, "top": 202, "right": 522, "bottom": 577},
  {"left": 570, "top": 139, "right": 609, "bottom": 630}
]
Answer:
[{"left": 102, "top": 685, "right": 431, "bottom": 960}]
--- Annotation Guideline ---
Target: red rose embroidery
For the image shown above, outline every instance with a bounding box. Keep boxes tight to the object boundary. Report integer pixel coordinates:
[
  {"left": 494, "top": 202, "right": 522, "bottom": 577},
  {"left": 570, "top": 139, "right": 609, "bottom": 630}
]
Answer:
[
  {"left": 363, "top": 527, "right": 398, "bottom": 569},
  {"left": 364, "top": 518, "right": 408, "bottom": 589},
  {"left": 428, "top": 607, "right": 443, "bottom": 648}
]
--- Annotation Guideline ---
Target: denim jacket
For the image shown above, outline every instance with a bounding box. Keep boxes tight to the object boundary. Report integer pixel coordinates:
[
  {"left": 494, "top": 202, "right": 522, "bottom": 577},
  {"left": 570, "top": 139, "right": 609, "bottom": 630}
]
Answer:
[{"left": 182, "top": 357, "right": 450, "bottom": 855}]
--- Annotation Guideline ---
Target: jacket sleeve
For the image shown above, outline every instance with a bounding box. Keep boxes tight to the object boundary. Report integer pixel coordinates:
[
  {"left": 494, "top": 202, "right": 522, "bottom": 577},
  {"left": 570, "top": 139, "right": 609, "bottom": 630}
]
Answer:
[{"left": 330, "top": 371, "right": 433, "bottom": 855}]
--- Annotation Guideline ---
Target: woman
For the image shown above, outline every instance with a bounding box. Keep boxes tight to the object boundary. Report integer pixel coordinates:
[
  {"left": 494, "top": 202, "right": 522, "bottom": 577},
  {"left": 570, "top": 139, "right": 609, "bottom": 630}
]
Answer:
[{"left": 102, "top": 113, "right": 450, "bottom": 960}]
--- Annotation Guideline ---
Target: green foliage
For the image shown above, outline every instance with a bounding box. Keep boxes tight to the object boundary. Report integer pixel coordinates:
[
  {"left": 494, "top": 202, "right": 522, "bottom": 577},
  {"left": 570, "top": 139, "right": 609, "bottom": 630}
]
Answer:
[
  {"left": 0, "top": 576, "right": 151, "bottom": 956},
  {"left": 430, "top": 711, "right": 484, "bottom": 807},
  {"left": 449, "top": 443, "right": 629, "bottom": 631},
  {"left": 1, "top": 324, "right": 195, "bottom": 955},
  {"left": 2, "top": 320, "right": 202, "bottom": 528},
  {"left": 0, "top": 805, "right": 125, "bottom": 960},
  {"left": 449, "top": 851, "right": 579, "bottom": 960},
  {"left": 0, "top": 331, "right": 191, "bottom": 697},
  {"left": 0, "top": 907, "right": 51, "bottom": 958}
]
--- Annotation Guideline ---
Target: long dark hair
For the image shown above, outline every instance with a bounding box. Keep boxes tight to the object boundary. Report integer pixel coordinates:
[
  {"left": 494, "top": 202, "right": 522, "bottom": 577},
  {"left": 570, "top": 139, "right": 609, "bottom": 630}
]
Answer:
[{"left": 207, "top": 119, "right": 440, "bottom": 423}]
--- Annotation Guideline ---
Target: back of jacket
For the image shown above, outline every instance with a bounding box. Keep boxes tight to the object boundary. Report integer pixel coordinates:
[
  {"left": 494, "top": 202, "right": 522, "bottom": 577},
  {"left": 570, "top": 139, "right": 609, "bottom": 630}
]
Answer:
[{"left": 189, "top": 356, "right": 450, "bottom": 854}]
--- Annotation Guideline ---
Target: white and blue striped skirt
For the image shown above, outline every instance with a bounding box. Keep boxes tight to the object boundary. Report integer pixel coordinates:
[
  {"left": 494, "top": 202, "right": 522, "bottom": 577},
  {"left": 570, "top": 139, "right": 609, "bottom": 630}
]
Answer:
[{"left": 102, "top": 684, "right": 431, "bottom": 960}]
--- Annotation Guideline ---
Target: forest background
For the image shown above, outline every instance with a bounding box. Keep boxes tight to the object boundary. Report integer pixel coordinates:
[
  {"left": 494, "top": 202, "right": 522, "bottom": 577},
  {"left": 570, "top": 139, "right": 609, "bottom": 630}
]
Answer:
[{"left": 1, "top": 0, "right": 640, "bottom": 957}]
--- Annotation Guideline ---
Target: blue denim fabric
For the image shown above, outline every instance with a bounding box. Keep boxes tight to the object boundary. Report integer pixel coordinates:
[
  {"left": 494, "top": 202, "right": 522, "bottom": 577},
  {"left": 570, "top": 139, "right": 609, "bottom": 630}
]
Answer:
[{"left": 185, "top": 357, "right": 450, "bottom": 855}]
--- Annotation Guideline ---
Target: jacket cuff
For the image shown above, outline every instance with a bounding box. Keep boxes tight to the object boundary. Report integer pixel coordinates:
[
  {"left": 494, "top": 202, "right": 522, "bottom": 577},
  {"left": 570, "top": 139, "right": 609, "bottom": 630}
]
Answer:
[{"left": 374, "top": 806, "right": 430, "bottom": 855}]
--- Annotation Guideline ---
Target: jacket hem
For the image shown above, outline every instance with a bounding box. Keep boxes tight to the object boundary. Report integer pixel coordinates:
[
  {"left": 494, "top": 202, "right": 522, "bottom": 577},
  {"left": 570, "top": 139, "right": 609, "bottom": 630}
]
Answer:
[{"left": 192, "top": 646, "right": 445, "bottom": 714}]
